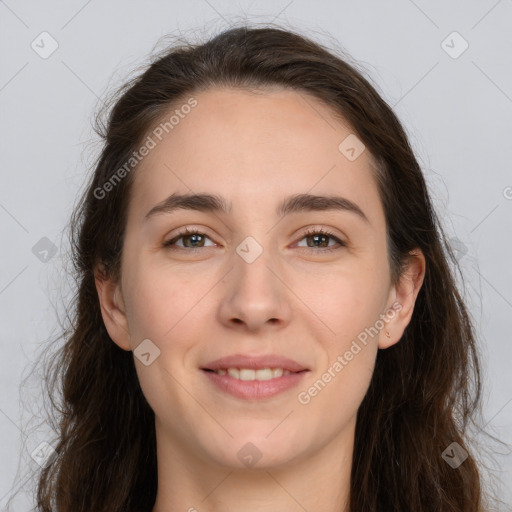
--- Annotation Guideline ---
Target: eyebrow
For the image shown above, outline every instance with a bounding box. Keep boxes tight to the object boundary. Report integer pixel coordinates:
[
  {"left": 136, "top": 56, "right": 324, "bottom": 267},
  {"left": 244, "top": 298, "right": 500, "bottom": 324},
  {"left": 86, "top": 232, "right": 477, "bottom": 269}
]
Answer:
[{"left": 144, "top": 192, "right": 370, "bottom": 224}]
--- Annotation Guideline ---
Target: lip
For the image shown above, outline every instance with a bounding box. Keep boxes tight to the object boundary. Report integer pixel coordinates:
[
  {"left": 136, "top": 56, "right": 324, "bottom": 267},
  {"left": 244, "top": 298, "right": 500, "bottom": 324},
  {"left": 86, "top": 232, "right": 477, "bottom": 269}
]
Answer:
[
  {"left": 202, "top": 369, "right": 309, "bottom": 400},
  {"left": 201, "top": 354, "right": 310, "bottom": 400},
  {"left": 201, "top": 354, "right": 309, "bottom": 373}
]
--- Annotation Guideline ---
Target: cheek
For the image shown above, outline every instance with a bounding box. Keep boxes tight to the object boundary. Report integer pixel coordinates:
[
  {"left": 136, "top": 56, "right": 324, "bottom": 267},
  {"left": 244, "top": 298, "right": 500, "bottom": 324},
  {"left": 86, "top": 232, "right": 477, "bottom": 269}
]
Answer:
[
  {"left": 294, "top": 338, "right": 377, "bottom": 455},
  {"left": 299, "top": 317, "right": 378, "bottom": 403},
  {"left": 295, "top": 264, "right": 385, "bottom": 407},
  {"left": 122, "top": 256, "right": 199, "bottom": 340},
  {"left": 297, "top": 262, "right": 387, "bottom": 338}
]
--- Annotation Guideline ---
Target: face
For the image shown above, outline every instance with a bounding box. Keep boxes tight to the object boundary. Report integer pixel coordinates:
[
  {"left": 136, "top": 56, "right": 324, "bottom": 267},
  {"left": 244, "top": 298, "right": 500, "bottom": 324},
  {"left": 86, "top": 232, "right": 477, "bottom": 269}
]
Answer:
[{"left": 96, "top": 87, "right": 424, "bottom": 471}]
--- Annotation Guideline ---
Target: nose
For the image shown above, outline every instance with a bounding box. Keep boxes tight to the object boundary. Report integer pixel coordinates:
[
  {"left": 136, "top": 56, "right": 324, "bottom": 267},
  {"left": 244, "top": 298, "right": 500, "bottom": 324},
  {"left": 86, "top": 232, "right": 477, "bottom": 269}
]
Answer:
[{"left": 217, "top": 245, "right": 292, "bottom": 333}]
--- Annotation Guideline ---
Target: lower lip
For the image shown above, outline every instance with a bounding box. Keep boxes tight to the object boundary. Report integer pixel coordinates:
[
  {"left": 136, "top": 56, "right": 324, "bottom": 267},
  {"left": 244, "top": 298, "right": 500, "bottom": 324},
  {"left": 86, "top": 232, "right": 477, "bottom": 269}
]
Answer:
[{"left": 202, "top": 369, "right": 309, "bottom": 400}]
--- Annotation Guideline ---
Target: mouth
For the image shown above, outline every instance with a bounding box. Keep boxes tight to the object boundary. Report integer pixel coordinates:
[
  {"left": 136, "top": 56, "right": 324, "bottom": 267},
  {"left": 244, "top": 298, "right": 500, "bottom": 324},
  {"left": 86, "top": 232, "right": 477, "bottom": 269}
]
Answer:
[
  {"left": 200, "top": 367, "right": 310, "bottom": 400},
  {"left": 200, "top": 353, "right": 310, "bottom": 400},
  {"left": 201, "top": 367, "right": 308, "bottom": 380}
]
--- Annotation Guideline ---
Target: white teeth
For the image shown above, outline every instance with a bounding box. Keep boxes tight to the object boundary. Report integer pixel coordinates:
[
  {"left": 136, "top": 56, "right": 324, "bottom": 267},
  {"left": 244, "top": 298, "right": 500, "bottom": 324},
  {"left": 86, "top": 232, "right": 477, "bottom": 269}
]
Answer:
[
  {"left": 240, "top": 369, "right": 256, "bottom": 381},
  {"left": 215, "top": 368, "right": 292, "bottom": 380},
  {"left": 256, "top": 368, "right": 275, "bottom": 380},
  {"left": 227, "top": 368, "right": 240, "bottom": 379}
]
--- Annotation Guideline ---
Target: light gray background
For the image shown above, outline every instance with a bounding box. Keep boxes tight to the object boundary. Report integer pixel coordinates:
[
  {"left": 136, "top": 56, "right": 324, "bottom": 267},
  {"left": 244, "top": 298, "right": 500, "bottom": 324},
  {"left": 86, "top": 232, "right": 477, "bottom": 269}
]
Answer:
[{"left": 1, "top": 0, "right": 511, "bottom": 510}]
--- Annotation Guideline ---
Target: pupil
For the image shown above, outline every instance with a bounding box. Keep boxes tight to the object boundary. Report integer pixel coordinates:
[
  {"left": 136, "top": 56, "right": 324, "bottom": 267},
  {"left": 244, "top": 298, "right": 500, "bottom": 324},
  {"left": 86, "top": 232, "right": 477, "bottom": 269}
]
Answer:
[
  {"left": 309, "top": 234, "right": 327, "bottom": 248},
  {"left": 187, "top": 234, "right": 203, "bottom": 247}
]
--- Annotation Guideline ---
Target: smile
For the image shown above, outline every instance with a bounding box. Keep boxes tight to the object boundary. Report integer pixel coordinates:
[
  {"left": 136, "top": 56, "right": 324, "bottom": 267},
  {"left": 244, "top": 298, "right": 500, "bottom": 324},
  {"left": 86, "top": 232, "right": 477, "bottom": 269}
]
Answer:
[
  {"left": 207, "top": 367, "right": 294, "bottom": 380},
  {"left": 202, "top": 368, "right": 309, "bottom": 400}
]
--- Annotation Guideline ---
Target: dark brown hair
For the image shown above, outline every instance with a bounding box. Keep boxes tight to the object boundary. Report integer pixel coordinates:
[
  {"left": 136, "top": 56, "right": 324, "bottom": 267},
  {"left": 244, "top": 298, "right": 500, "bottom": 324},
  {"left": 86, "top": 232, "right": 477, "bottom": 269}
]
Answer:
[{"left": 15, "top": 23, "right": 497, "bottom": 511}]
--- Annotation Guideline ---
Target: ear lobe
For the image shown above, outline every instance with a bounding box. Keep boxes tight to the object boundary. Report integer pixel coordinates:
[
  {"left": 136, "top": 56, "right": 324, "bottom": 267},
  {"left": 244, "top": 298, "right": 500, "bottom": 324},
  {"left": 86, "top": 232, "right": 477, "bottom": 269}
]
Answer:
[
  {"left": 378, "top": 248, "right": 426, "bottom": 350},
  {"left": 94, "top": 265, "right": 132, "bottom": 351}
]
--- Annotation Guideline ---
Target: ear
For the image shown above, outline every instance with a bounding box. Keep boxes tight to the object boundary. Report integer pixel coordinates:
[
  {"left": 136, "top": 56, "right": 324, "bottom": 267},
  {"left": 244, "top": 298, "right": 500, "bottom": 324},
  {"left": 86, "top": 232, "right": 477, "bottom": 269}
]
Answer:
[
  {"left": 378, "top": 248, "right": 426, "bottom": 349},
  {"left": 94, "top": 264, "right": 132, "bottom": 351}
]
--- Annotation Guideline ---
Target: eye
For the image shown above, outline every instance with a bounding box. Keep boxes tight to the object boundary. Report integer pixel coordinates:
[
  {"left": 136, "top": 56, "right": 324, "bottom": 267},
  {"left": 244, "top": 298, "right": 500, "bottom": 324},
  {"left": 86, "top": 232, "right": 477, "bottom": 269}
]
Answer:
[
  {"left": 162, "top": 227, "right": 345, "bottom": 252},
  {"left": 295, "top": 228, "right": 345, "bottom": 253},
  {"left": 162, "top": 228, "right": 216, "bottom": 250}
]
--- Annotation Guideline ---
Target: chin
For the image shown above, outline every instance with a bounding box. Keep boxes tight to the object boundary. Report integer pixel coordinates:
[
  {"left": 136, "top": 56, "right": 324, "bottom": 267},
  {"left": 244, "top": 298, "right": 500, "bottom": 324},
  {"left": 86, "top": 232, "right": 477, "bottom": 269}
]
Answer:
[{"left": 203, "top": 433, "right": 305, "bottom": 471}]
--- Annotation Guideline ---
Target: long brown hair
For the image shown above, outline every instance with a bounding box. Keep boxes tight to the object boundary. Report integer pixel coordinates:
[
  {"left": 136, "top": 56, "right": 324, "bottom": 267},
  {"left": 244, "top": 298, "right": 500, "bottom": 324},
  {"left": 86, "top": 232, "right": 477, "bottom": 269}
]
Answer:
[{"left": 14, "top": 23, "right": 497, "bottom": 511}]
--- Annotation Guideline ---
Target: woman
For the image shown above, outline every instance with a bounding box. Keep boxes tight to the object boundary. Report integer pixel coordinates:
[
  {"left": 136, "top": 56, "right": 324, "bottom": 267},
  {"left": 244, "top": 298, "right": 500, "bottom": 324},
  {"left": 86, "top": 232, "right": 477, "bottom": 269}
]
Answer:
[{"left": 31, "top": 24, "right": 489, "bottom": 511}]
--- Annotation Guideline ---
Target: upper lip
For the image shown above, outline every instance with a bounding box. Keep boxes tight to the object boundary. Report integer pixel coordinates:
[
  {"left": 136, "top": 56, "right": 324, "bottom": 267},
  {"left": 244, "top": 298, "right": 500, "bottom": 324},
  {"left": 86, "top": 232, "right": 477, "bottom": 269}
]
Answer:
[{"left": 202, "top": 354, "right": 309, "bottom": 372}]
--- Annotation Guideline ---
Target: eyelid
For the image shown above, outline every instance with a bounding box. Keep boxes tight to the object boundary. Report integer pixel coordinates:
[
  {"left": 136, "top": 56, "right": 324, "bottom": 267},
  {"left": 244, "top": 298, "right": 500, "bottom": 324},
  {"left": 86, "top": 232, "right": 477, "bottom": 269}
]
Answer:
[
  {"left": 294, "top": 226, "right": 345, "bottom": 251},
  {"left": 162, "top": 225, "right": 346, "bottom": 252},
  {"left": 163, "top": 226, "right": 218, "bottom": 249}
]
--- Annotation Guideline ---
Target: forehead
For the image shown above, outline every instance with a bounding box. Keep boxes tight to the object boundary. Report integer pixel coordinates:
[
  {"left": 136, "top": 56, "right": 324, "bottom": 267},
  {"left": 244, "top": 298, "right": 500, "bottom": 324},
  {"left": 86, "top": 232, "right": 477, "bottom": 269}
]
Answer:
[{"left": 128, "top": 87, "right": 384, "bottom": 227}]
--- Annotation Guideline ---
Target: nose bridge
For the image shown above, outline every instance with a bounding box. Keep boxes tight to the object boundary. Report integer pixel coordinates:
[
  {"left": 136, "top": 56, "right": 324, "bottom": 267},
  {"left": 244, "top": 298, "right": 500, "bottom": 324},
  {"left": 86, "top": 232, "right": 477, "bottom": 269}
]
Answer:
[
  {"left": 219, "top": 233, "right": 289, "bottom": 330},
  {"left": 233, "top": 233, "right": 280, "bottom": 295}
]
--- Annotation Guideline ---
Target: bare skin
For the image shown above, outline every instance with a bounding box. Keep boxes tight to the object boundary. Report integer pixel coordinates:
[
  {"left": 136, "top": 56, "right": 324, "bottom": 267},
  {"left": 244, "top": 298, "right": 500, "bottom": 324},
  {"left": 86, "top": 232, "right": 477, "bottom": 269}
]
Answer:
[{"left": 95, "top": 87, "right": 425, "bottom": 512}]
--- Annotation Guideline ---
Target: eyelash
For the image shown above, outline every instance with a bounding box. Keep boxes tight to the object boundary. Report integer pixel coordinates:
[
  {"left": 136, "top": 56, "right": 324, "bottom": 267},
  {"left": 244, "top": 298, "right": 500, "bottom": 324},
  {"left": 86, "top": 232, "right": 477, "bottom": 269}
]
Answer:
[{"left": 162, "top": 227, "right": 345, "bottom": 253}]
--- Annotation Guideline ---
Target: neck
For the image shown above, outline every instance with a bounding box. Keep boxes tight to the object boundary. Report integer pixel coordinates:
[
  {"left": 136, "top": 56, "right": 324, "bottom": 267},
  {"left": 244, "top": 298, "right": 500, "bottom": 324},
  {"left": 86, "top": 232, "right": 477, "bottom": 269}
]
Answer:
[{"left": 151, "top": 417, "right": 355, "bottom": 512}]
